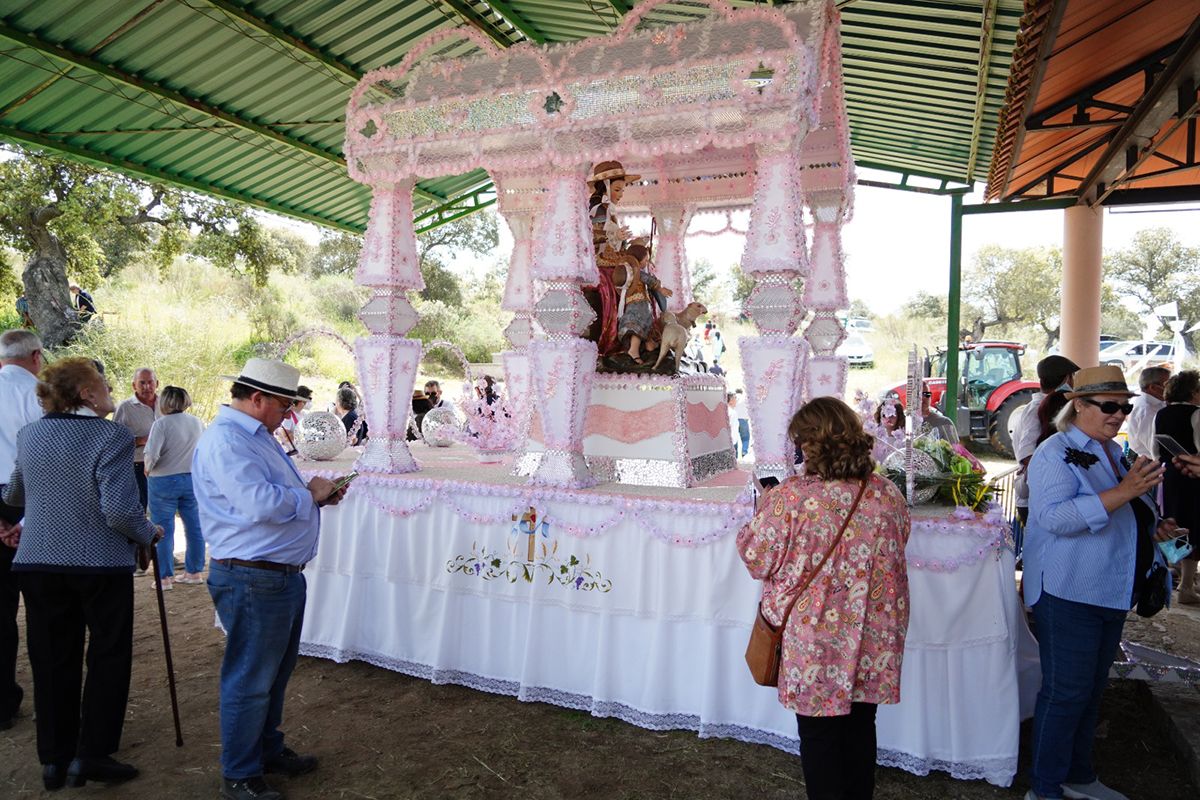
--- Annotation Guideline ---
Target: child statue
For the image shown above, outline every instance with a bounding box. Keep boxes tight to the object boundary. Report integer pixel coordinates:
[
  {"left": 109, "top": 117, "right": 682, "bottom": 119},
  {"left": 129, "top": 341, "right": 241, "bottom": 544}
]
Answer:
[{"left": 617, "top": 242, "right": 673, "bottom": 364}]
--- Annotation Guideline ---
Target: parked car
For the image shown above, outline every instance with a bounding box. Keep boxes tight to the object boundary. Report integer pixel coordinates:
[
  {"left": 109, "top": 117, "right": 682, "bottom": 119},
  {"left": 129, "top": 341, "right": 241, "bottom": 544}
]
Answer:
[
  {"left": 837, "top": 333, "right": 874, "bottom": 368},
  {"left": 1098, "top": 340, "right": 1175, "bottom": 371}
]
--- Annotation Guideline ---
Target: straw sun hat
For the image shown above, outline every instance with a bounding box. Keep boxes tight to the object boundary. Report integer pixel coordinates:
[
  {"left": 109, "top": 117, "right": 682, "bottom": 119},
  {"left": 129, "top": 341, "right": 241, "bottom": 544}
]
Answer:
[
  {"left": 1064, "top": 365, "right": 1138, "bottom": 399},
  {"left": 221, "top": 358, "right": 305, "bottom": 401},
  {"left": 588, "top": 160, "right": 640, "bottom": 185}
]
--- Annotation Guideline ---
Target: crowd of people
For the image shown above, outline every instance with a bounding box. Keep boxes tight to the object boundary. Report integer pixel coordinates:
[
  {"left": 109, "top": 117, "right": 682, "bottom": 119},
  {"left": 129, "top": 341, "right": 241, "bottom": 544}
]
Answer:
[
  {"left": 0, "top": 328, "right": 349, "bottom": 798},
  {"left": 735, "top": 353, "right": 1199, "bottom": 800},
  {"left": 5, "top": 311, "right": 1199, "bottom": 800}
]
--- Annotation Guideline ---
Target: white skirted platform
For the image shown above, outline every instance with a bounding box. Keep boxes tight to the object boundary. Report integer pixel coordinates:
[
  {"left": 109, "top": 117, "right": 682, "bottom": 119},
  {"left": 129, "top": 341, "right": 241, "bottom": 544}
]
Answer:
[{"left": 297, "top": 450, "right": 1036, "bottom": 787}]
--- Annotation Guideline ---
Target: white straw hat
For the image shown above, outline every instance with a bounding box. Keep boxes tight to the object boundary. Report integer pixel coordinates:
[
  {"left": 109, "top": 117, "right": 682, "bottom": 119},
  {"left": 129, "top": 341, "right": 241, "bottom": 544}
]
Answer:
[{"left": 222, "top": 358, "right": 304, "bottom": 401}]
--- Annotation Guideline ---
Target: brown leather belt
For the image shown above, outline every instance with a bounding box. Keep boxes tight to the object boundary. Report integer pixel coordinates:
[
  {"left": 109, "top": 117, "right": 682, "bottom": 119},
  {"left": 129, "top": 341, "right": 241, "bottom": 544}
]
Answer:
[{"left": 216, "top": 558, "right": 305, "bottom": 574}]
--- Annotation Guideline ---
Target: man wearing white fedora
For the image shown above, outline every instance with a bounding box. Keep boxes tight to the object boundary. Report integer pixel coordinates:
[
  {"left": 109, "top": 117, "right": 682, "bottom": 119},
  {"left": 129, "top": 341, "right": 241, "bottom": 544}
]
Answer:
[{"left": 192, "top": 358, "right": 347, "bottom": 800}]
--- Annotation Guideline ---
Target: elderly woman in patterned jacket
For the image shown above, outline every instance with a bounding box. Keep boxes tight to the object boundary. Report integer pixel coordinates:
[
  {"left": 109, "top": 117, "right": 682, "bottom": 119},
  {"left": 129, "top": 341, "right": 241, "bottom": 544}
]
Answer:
[
  {"left": 737, "top": 396, "right": 910, "bottom": 800},
  {"left": 3, "top": 357, "right": 160, "bottom": 791}
]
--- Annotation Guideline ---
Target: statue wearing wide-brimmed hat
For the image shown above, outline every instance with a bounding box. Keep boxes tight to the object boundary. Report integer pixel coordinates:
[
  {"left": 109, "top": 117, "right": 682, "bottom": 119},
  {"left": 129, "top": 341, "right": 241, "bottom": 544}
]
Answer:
[{"left": 588, "top": 160, "right": 640, "bottom": 256}]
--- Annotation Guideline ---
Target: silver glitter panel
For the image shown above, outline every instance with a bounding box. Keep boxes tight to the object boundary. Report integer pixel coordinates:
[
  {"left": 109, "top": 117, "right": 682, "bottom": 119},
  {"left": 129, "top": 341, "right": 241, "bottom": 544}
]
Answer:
[{"left": 515, "top": 448, "right": 736, "bottom": 489}]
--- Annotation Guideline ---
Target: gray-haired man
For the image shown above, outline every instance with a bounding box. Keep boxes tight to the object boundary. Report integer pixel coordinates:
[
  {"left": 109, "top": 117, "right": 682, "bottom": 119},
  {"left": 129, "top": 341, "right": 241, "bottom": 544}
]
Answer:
[
  {"left": 0, "top": 329, "right": 45, "bottom": 729},
  {"left": 1125, "top": 366, "right": 1170, "bottom": 460}
]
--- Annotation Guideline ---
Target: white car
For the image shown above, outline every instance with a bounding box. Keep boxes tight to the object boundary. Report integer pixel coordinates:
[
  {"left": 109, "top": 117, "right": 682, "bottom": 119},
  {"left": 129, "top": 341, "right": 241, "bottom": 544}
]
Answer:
[
  {"left": 1098, "top": 340, "right": 1175, "bottom": 371},
  {"left": 837, "top": 333, "right": 874, "bottom": 368}
]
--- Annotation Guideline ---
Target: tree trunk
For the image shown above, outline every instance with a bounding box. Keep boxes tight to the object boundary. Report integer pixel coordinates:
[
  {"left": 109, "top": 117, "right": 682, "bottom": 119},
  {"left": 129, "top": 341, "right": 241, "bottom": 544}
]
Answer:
[{"left": 22, "top": 206, "right": 81, "bottom": 348}]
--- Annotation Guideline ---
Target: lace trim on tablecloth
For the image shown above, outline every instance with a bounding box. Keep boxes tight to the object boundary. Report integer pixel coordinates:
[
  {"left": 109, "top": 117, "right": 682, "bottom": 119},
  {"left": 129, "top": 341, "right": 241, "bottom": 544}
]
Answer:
[
  {"left": 293, "top": 641, "right": 1017, "bottom": 786},
  {"left": 306, "top": 640, "right": 1010, "bottom": 783},
  {"left": 299, "top": 641, "right": 801, "bottom": 754},
  {"left": 876, "top": 749, "right": 1015, "bottom": 788}
]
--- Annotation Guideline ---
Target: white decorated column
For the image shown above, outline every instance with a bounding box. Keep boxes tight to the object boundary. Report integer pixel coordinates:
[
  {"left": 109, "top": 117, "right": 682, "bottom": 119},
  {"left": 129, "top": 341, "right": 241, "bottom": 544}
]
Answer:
[
  {"left": 739, "top": 140, "right": 811, "bottom": 481},
  {"left": 802, "top": 189, "right": 850, "bottom": 399},
  {"left": 354, "top": 179, "right": 423, "bottom": 473},
  {"left": 492, "top": 173, "right": 543, "bottom": 448},
  {"left": 801, "top": 9, "right": 854, "bottom": 399},
  {"left": 527, "top": 166, "right": 599, "bottom": 488},
  {"left": 649, "top": 203, "right": 694, "bottom": 311}
]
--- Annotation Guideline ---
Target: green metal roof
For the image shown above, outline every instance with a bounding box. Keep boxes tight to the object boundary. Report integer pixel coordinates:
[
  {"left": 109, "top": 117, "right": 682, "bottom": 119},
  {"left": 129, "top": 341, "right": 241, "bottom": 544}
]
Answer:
[{"left": 0, "top": 1, "right": 1023, "bottom": 232}]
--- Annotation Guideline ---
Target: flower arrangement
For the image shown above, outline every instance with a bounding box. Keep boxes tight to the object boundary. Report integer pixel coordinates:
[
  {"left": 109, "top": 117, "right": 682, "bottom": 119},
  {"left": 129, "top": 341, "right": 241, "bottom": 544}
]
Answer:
[
  {"left": 855, "top": 391, "right": 992, "bottom": 512},
  {"left": 453, "top": 378, "right": 520, "bottom": 456},
  {"left": 887, "top": 438, "right": 993, "bottom": 512}
]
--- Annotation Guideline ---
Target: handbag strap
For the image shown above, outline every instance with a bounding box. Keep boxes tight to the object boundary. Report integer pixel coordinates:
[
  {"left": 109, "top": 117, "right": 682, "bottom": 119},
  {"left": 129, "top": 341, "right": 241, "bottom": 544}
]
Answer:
[{"left": 773, "top": 478, "right": 869, "bottom": 628}]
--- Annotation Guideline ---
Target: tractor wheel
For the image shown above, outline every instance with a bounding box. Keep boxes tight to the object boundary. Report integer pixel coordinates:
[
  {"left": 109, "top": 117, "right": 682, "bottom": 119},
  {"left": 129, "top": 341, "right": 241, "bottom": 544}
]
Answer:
[{"left": 989, "top": 390, "right": 1034, "bottom": 458}]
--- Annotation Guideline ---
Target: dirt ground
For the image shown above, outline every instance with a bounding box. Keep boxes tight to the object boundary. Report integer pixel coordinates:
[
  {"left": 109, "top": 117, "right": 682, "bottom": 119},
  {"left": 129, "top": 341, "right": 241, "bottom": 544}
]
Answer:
[{"left": 0, "top": 578, "right": 1197, "bottom": 800}]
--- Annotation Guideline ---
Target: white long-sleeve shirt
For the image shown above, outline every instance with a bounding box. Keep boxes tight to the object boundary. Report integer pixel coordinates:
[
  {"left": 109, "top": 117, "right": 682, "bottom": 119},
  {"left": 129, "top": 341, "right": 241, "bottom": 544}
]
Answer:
[
  {"left": 0, "top": 364, "right": 43, "bottom": 484},
  {"left": 1010, "top": 392, "right": 1045, "bottom": 509},
  {"left": 1124, "top": 392, "right": 1166, "bottom": 458}
]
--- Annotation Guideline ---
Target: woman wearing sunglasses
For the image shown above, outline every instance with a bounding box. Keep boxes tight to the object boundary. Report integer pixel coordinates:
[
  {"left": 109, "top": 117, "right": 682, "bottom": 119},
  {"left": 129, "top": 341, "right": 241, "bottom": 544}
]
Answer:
[{"left": 1022, "top": 365, "right": 1178, "bottom": 800}]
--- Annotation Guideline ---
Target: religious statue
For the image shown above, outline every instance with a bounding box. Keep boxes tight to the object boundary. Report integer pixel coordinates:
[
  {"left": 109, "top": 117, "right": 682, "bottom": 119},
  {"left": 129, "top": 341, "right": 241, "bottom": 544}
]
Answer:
[
  {"left": 588, "top": 160, "right": 637, "bottom": 258},
  {"left": 615, "top": 242, "right": 673, "bottom": 363}
]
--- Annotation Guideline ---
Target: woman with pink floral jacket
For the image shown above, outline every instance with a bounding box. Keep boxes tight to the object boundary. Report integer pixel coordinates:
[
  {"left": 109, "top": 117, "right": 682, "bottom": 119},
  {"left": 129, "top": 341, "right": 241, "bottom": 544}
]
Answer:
[{"left": 737, "top": 396, "right": 911, "bottom": 800}]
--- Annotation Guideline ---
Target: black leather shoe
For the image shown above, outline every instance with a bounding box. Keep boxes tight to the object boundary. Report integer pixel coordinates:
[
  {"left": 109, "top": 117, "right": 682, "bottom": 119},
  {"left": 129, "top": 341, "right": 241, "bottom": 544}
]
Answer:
[
  {"left": 42, "top": 763, "right": 68, "bottom": 791},
  {"left": 0, "top": 715, "right": 13, "bottom": 731},
  {"left": 264, "top": 747, "right": 317, "bottom": 777},
  {"left": 65, "top": 756, "right": 139, "bottom": 787},
  {"left": 220, "top": 776, "right": 283, "bottom": 800}
]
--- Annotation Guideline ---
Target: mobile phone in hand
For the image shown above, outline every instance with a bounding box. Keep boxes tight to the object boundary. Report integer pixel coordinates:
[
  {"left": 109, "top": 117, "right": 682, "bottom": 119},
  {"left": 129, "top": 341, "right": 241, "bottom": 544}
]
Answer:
[
  {"left": 331, "top": 471, "right": 359, "bottom": 493},
  {"left": 1155, "top": 435, "right": 1190, "bottom": 459}
]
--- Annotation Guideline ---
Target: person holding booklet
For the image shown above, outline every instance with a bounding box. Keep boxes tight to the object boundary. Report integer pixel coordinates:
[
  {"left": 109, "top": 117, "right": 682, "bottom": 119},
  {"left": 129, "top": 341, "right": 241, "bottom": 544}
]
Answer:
[{"left": 192, "top": 358, "right": 349, "bottom": 800}]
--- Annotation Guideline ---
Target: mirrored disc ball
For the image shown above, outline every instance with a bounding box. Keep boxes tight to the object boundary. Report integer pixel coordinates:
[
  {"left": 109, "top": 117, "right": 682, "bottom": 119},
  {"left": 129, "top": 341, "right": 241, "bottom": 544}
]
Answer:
[
  {"left": 421, "top": 406, "right": 460, "bottom": 447},
  {"left": 296, "top": 411, "right": 348, "bottom": 461}
]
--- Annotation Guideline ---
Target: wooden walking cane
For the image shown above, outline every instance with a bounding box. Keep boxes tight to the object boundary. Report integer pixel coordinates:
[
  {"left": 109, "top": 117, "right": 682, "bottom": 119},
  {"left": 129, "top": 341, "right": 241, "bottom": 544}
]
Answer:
[{"left": 149, "top": 546, "right": 184, "bottom": 747}]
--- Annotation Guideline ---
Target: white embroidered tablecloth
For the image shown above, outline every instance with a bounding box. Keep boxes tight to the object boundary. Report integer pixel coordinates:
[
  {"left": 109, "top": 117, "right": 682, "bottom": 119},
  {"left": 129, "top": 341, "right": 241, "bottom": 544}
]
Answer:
[{"left": 299, "top": 475, "right": 1036, "bottom": 787}]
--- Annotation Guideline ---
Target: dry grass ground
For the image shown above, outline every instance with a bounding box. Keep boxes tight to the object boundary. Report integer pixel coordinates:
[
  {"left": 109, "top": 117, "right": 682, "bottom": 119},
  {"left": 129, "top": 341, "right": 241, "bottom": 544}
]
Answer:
[{"left": 0, "top": 579, "right": 1196, "bottom": 799}]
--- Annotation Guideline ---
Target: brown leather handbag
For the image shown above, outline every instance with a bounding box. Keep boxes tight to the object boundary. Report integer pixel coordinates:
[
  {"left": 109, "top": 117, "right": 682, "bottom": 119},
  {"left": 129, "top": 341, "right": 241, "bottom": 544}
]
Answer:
[{"left": 745, "top": 479, "right": 868, "bottom": 687}]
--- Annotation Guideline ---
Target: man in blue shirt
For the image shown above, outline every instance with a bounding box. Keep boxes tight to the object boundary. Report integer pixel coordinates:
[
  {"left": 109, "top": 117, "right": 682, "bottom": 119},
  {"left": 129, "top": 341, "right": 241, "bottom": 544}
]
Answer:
[{"left": 193, "top": 358, "right": 346, "bottom": 800}]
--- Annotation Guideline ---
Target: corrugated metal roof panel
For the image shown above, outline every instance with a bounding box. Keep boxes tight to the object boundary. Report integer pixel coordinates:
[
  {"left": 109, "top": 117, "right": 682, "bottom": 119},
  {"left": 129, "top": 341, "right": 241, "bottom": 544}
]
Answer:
[{"left": 0, "top": 0, "right": 1026, "bottom": 231}]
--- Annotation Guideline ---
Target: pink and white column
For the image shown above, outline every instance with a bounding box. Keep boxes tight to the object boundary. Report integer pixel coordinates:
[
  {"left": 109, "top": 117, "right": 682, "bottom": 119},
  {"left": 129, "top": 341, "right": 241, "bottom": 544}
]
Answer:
[
  {"left": 649, "top": 203, "right": 695, "bottom": 312},
  {"left": 739, "top": 140, "right": 811, "bottom": 481},
  {"left": 801, "top": 10, "right": 854, "bottom": 399},
  {"left": 492, "top": 173, "right": 543, "bottom": 448},
  {"left": 526, "top": 165, "right": 599, "bottom": 488},
  {"left": 354, "top": 179, "right": 423, "bottom": 473}
]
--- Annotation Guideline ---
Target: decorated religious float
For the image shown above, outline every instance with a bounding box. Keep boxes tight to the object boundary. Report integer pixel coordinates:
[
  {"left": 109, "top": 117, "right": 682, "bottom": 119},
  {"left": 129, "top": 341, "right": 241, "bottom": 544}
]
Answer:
[
  {"left": 344, "top": 0, "right": 854, "bottom": 487},
  {"left": 295, "top": 0, "right": 1037, "bottom": 787}
]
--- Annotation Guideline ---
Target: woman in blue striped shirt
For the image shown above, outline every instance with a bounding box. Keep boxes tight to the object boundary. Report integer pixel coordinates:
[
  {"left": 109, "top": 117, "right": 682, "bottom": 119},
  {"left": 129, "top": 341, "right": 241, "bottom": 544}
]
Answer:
[{"left": 1023, "top": 365, "right": 1178, "bottom": 800}]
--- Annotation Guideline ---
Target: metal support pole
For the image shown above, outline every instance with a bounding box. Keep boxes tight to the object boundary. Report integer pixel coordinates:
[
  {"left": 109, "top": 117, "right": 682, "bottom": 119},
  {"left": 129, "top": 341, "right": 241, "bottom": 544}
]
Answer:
[{"left": 944, "top": 193, "right": 964, "bottom": 427}]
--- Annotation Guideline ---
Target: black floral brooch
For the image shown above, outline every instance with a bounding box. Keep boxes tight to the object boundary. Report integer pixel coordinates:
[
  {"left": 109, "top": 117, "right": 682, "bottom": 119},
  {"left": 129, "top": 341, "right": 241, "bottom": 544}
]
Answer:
[{"left": 1064, "top": 448, "right": 1099, "bottom": 469}]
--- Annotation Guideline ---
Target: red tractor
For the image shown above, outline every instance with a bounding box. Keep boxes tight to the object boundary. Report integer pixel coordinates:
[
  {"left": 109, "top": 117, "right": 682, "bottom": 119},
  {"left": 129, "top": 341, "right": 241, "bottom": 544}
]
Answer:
[{"left": 885, "top": 341, "right": 1039, "bottom": 458}]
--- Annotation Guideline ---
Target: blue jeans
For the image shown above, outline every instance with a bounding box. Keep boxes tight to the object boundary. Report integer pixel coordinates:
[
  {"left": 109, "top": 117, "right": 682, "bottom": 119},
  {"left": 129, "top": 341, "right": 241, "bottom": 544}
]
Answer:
[
  {"left": 737, "top": 419, "right": 750, "bottom": 457},
  {"left": 1030, "top": 592, "right": 1126, "bottom": 798},
  {"left": 207, "top": 561, "right": 306, "bottom": 780},
  {"left": 148, "top": 473, "right": 205, "bottom": 577}
]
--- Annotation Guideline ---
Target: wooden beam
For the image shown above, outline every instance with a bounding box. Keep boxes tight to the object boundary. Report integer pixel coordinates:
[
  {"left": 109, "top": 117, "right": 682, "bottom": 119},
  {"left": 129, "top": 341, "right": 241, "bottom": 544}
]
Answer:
[
  {"left": 994, "top": 0, "right": 1067, "bottom": 198},
  {"left": 1080, "top": 14, "right": 1200, "bottom": 203},
  {"left": 965, "top": 0, "right": 999, "bottom": 181}
]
